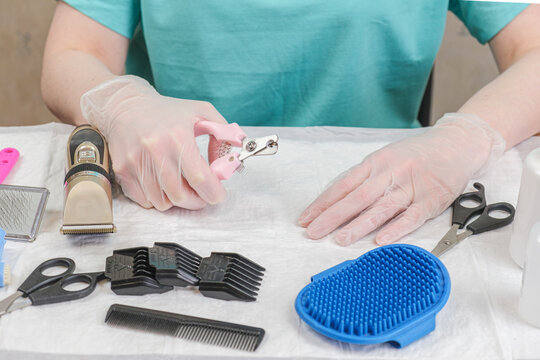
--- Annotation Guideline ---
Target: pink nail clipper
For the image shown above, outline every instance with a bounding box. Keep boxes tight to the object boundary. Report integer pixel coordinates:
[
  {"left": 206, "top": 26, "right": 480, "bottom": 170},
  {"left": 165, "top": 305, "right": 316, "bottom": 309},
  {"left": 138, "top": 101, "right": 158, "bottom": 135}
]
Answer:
[
  {"left": 194, "top": 121, "right": 278, "bottom": 180},
  {"left": 0, "top": 148, "right": 19, "bottom": 184}
]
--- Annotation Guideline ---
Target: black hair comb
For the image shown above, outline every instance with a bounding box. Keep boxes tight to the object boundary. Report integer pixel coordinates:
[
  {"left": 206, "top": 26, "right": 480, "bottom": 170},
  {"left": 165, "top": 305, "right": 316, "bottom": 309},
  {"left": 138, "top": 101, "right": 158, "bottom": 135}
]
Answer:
[{"left": 105, "top": 304, "right": 265, "bottom": 352}]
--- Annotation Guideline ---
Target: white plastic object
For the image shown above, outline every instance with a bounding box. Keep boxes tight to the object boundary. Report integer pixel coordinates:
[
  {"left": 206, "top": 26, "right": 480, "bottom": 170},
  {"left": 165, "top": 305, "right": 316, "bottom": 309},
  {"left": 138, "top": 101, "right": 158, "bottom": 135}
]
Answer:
[
  {"left": 510, "top": 148, "right": 540, "bottom": 267},
  {"left": 518, "top": 221, "right": 540, "bottom": 328}
]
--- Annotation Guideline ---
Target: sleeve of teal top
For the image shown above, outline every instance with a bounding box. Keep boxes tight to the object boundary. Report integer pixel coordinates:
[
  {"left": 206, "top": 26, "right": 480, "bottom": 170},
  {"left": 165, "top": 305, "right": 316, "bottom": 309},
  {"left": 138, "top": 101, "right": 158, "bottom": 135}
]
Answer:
[
  {"left": 62, "top": 0, "right": 141, "bottom": 39},
  {"left": 449, "top": 1, "right": 529, "bottom": 44}
]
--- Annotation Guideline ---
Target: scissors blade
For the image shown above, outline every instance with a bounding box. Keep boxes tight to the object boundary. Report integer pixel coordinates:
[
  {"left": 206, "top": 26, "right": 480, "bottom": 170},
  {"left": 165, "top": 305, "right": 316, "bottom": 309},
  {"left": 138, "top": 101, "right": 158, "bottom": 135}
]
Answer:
[
  {"left": 0, "top": 291, "right": 30, "bottom": 317},
  {"left": 431, "top": 224, "right": 460, "bottom": 257},
  {"left": 456, "top": 229, "right": 473, "bottom": 242}
]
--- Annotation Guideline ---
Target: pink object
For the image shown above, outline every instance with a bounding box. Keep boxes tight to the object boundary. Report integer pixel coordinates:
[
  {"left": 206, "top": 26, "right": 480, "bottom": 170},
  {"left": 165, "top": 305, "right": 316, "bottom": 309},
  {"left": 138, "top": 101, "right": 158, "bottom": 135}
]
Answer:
[
  {"left": 194, "top": 121, "right": 246, "bottom": 180},
  {"left": 0, "top": 148, "right": 19, "bottom": 184}
]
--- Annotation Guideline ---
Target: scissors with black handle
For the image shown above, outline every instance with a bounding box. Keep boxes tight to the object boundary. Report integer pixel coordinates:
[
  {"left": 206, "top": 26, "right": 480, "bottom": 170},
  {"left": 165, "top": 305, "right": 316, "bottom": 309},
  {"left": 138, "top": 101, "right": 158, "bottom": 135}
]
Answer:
[
  {"left": 432, "top": 182, "right": 515, "bottom": 257},
  {"left": 0, "top": 258, "right": 106, "bottom": 316}
]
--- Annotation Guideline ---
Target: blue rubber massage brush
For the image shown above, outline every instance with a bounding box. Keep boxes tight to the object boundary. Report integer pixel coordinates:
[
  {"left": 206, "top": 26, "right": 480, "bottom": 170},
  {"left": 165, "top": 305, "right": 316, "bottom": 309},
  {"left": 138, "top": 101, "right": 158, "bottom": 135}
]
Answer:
[{"left": 295, "top": 244, "right": 451, "bottom": 348}]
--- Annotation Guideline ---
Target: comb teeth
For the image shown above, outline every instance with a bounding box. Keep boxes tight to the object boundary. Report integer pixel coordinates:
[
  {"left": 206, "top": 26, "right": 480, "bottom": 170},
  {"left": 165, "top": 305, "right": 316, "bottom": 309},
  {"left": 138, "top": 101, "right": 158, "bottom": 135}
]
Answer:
[
  {"left": 218, "top": 253, "right": 266, "bottom": 277},
  {"left": 151, "top": 243, "right": 266, "bottom": 301},
  {"left": 197, "top": 253, "right": 266, "bottom": 301},
  {"left": 105, "top": 304, "right": 265, "bottom": 352},
  {"left": 174, "top": 245, "right": 202, "bottom": 278},
  {"left": 296, "top": 245, "right": 450, "bottom": 346},
  {"left": 133, "top": 248, "right": 154, "bottom": 277}
]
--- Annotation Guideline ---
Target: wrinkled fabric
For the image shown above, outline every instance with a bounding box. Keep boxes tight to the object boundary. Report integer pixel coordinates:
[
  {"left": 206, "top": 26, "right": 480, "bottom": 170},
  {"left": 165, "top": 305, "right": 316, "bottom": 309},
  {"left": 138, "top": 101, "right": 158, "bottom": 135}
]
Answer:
[
  {"left": 63, "top": 0, "right": 527, "bottom": 128},
  {"left": 0, "top": 123, "right": 539, "bottom": 359}
]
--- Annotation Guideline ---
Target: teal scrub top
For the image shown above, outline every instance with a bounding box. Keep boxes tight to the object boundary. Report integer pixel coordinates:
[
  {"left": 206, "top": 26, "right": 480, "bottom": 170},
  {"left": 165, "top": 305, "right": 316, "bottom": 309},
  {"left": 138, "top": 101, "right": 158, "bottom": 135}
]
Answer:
[{"left": 64, "top": 0, "right": 527, "bottom": 128}]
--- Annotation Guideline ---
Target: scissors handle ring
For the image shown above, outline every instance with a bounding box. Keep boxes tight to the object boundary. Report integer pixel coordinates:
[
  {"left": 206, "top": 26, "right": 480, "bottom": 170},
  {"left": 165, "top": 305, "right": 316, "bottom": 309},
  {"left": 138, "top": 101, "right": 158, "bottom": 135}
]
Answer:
[
  {"left": 28, "top": 272, "right": 106, "bottom": 306},
  {"left": 452, "top": 182, "right": 487, "bottom": 228},
  {"left": 467, "top": 202, "right": 516, "bottom": 235},
  {"left": 18, "top": 258, "right": 76, "bottom": 295}
]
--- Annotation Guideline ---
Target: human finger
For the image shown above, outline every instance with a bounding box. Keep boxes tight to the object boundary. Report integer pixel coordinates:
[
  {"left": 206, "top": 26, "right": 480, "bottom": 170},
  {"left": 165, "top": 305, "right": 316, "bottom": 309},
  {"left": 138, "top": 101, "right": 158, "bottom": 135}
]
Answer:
[
  {"left": 179, "top": 137, "right": 227, "bottom": 205},
  {"left": 137, "top": 148, "right": 173, "bottom": 211},
  {"left": 305, "top": 177, "right": 388, "bottom": 240},
  {"left": 109, "top": 147, "right": 153, "bottom": 209},
  {"left": 194, "top": 101, "right": 228, "bottom": 125},
  {"left": 374, "top": 203, "right": 428, "bottom": 245},
  {"left": 116, "top": 174, "right": 153, "bottom": 209},
  {"left": 333, "top": 191, "right": 410, "bottom": 246},
  {"left": 159, "top": 155, "right": 207, "bottom": 210},
  {"left": 298, "top": 164, "right": 371, "bottom": 227}
]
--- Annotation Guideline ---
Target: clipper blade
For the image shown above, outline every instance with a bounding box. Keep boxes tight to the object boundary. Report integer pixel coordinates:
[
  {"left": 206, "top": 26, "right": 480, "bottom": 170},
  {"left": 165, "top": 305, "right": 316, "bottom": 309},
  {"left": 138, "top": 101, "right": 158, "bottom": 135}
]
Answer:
[{"left": 61, "top": 224, "right": 116, "bottom": 234}]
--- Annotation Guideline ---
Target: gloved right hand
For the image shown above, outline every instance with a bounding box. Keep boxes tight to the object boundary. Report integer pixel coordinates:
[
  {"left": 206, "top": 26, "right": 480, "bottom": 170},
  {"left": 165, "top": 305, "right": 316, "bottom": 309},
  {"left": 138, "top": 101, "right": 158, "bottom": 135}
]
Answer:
[{"left": 80, "top": 75, "right": 227, "bottom": 211}]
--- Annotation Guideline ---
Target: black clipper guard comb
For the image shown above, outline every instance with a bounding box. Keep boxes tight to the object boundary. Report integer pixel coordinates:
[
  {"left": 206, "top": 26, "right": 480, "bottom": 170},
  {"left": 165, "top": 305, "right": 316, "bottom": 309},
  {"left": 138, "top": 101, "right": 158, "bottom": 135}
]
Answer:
[
  {"left": 151, "top": 242, "right": 266, "bottom": 301},
  {"left": 105, "top": 247, "right": 173, "bottom": 295}
]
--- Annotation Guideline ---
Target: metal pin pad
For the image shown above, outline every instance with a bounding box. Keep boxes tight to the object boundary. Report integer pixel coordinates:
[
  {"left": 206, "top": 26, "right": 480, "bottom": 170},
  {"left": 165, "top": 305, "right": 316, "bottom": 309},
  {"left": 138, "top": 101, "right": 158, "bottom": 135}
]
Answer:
[{"left": 0, "top": 184, "right": 49, "bottom": 242}]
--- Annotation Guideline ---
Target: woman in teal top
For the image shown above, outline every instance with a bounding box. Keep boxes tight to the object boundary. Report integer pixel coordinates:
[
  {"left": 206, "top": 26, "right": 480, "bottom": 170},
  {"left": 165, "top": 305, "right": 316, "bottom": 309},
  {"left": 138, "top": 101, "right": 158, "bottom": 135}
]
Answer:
[{"left": 42, "top": 1, "right": 540, "bottom": 246}]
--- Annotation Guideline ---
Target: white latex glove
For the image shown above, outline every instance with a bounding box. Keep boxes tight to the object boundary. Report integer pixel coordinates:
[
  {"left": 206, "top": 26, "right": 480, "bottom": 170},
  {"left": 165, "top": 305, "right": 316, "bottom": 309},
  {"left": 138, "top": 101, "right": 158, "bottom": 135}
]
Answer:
[
  {"left": 80, "top": 75, "right": 227, "bottom": 211},
  {"left": 298, "top": 113, "right": 506, "bottom": 246}
]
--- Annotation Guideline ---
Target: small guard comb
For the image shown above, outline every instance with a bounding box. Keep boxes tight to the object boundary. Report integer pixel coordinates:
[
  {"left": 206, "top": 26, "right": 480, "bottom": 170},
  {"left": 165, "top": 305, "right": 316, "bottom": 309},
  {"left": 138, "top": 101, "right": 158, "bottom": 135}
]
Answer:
[{"left": 105, "top": 247, "right": 173, "bottom": 295}]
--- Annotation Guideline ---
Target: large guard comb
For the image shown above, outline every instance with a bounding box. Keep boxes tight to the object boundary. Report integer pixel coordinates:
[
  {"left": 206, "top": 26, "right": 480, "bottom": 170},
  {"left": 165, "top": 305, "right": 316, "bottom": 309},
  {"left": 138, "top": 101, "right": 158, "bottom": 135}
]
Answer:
[{"left": 151, "top": 242, "right": 265, "bottom": 301}]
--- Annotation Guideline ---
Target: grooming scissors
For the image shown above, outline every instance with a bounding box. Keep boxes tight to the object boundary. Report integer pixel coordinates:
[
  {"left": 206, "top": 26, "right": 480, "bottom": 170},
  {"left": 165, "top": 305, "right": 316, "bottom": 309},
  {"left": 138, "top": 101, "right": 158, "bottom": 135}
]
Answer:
[
  {"left": 431, "top": 182, "right": 515, "bottom": 256},
  {"left": 0, "top": 258, "right": 105, "bottom": 316},
  {"left": 194, "top": 121, "right": 278, "bottom": 180}
]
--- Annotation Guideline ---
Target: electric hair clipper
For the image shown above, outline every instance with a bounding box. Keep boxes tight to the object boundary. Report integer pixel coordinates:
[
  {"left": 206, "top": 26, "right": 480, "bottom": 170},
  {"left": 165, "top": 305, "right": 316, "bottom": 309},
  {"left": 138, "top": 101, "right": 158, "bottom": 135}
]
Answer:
[{"left": 61, "top": 125, "right": 116, "bottom": 234}]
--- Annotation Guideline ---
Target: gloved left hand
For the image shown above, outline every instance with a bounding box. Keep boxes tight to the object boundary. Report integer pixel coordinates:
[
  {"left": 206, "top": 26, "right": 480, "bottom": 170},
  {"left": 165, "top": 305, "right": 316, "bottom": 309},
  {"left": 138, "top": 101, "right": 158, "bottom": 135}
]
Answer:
[
  {"left": 80, "top": 75, "right": 228, "bottom": 211},
  {"left": 297, "top": 113, "right": 506, "bottom": 246}
]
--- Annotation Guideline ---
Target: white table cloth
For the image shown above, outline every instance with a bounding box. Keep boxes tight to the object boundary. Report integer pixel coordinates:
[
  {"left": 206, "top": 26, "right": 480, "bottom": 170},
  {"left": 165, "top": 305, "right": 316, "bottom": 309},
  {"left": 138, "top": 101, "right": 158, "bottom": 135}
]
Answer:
[{"left": 0, "top": 123, "right": 539, "bottom": 360}]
